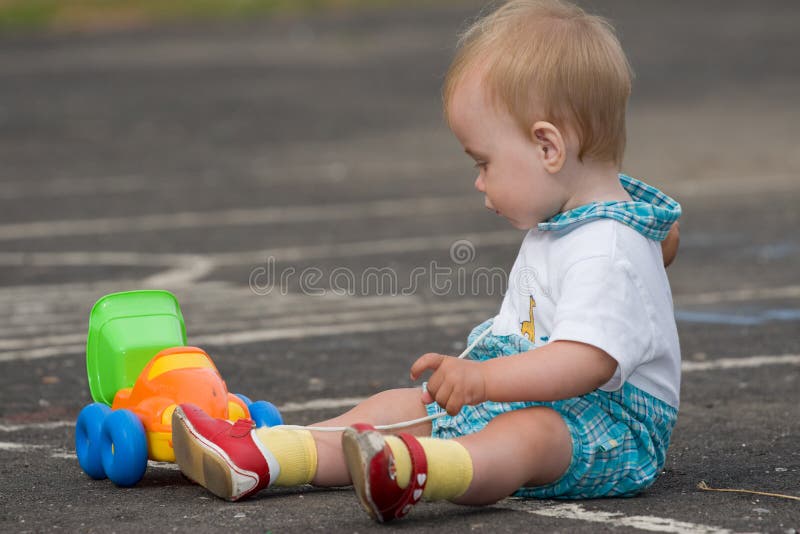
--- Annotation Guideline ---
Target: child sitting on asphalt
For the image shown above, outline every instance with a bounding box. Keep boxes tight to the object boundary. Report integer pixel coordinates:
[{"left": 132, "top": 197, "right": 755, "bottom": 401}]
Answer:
[{"left": 171, "top": 0, "right": 682, "bottom": 522}]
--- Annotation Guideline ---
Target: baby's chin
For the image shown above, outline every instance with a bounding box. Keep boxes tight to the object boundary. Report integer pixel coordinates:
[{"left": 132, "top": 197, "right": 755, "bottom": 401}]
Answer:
[{"left": 506, "top": 217, "right": 535, "bottom": 231}]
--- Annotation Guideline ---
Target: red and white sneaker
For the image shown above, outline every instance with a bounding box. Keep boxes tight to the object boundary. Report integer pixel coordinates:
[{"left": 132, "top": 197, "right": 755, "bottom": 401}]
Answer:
[
  {"left": 172, "top": 403, "right": 279, "bottom": 501},
  {"left": 342, "top": 424, "right": 428, "bottom": 523}
]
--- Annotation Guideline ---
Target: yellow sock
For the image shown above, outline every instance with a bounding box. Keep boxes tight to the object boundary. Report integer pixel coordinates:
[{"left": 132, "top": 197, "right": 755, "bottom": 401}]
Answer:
[
  {"left": 254, "top": 427, "right": 318, "bottom": 486},
  {"left": 385, "top": 436, "right": 473, "bottom": 501}
]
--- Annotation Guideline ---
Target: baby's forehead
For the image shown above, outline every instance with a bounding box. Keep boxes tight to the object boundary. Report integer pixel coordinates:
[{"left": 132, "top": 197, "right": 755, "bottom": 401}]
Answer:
[
  {"left": 451, "top": 63, "right": 493, "bottom": 104},
  {"left": 446, "top": 68, "right": 496, "bottom": 123}
]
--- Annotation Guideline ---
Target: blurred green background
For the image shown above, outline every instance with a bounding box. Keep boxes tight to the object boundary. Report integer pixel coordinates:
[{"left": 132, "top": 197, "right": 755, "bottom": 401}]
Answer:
[{"left": 0, "top": 0, "right": 428, "bottom": 33}]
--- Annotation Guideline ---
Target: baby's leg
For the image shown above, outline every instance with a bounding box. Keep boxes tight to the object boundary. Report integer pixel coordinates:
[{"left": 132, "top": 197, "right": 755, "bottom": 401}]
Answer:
[
  {"left": 453, "top": 406, "right": 572, "bottom": 505},
  {"left": 310, "top": 388, "right": 430, "bottom": 486},
  {"left": 173, "top": 387, "right": 429, "bottom": 500},
  {"left": 340, "top": 404, "right": 573, "bottom": 521},
  {"left": 172, "top": 389, "right": 431, "bottom": 501}
]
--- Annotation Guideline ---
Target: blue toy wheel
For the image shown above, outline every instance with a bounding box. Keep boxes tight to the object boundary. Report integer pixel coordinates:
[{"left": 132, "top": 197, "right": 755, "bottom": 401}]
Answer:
[
  {"left": 248, "top": 401, "right": 283, "bottom": 428},
  {"left": 100, "top": 409, "right": 148, "bottom": 487},
  {"left": 75, "top": 403, "right": 112, "bottom": 479},
  {"left": 234, "top": 393, "right": 253, "bottom": 406}
]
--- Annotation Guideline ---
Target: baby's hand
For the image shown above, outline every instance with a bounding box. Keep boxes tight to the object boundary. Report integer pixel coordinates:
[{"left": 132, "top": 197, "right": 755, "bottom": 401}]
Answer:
[{"left": 410, "top": 353, "right": 487, "bottom": 416}]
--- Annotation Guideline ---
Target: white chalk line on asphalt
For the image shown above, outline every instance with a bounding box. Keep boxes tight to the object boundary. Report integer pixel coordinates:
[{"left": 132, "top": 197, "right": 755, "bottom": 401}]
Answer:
[
  {"left": 0, "top": 308, "right": 493, "bottom": 362},
  {"left": 16, "top": 446, "right": 179, "bottom": 471},
  {"left": 1, "top": 247, "right": 799, "bottom": 302},
  {"left": 2, "top": 282, "right": 798, "bottom": 361},
  {"left": 0, "top": 195, "right": 477, "bottom": 241},
  {"left": 0, "top": 421, "right": 75, "bottom": 432},
  {"left": 2, "top": 169, "right": 798, "bottom": 240},
  {"left": 0, "top": 229, "right": 519, "bottom": 287},
  {"left": 0, "top": 159, "right": 462, "bottom": 204},
  {"left": 4, "top": 281, "right": 797, "bottom": 335},
  {"left": 0, "top": 175, "right": 152, "bottom": 200},
  {"left": 681, "top": 353, "right": 800, "bottom": 372},
  {"left": 0, "top": 279, "right": 230, "bottom": 300},
  {"left": 0, "top": 297, "right": 494, "bottom": 351},
  {"left": 2, "top": 297, "right": 799, "bottom": 363},
  {"left": 0, "top": 280, "right": 408, "bottom": 307},
  {"left": 0, "top": 229, "right": 520, "bottom": 268},
  {"left": 0, "top": 441, "right": 49, "bottom": 450},
  {"left": 500, "top": 500, "right": 733, "bottom": 534},
  {"left": 0, "top": 286, "right": 416, "bottom": 329},
  {"left": 143, "top": 257, "right": 216, "bottom": 288},
  {"left": 191, "top": 310, "right": 488, "bottom": 346},
  {"left": 0, "top": 286, "right": 796, "bottom": 356},
  {"left": 212, "top": 230, "right": 518, "bottom": 266},
  {"left": 673, "top": 285, "right": 800, "bottom": 306}
]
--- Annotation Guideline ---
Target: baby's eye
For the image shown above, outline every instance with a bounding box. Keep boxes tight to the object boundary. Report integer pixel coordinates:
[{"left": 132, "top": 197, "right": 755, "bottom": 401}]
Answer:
[{"left": 474, "top": 161, "right": 488, "bottom": 169}]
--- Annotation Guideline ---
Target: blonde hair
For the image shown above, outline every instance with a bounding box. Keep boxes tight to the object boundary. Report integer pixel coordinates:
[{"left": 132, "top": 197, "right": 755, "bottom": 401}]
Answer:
[{"left": 443, "top": 0, "right": 632, "bottom": 166}]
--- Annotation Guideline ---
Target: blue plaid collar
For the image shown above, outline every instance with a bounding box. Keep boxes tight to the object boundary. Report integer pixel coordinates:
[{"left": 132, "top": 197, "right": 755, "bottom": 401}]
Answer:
[{"left": 537, "top": 174, "right": 681, "bottom": 242}]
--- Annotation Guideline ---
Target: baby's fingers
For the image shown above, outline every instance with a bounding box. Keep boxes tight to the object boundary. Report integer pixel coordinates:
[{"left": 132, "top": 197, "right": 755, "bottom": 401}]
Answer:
[
  {"left": 434, "top": 381, "right": 455, "bottom": 412},
  {"left": 421, "top": 389, "right": 433, "bottom": 404},
  {"left": 410, "top": 353, "right": 446, "bottom": 380},
  {"left": 445, "top": 394, "right": 463, "bottom": 416}
]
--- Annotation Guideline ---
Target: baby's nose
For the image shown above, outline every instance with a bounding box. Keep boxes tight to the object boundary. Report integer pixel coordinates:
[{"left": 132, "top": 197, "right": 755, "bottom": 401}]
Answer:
[{"left": 474, "top": 175, "right": 485, "bottom": 193}]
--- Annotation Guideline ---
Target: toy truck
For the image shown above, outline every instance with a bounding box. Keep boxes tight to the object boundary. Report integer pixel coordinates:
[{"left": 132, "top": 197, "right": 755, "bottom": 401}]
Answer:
[{"left": 75, "top": 290, "right": 281, "bottom": 487}]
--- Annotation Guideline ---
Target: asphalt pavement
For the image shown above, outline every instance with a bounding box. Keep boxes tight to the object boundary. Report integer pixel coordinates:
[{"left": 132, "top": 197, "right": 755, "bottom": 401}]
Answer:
[{"left": 1, "top": 1, "right": 799, "bottom": 532}]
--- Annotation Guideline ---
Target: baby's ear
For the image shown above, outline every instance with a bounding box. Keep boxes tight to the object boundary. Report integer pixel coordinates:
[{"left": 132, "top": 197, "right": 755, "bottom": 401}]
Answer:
[{"left": 531, "top": 121, "right": 566, "bottom": 173}]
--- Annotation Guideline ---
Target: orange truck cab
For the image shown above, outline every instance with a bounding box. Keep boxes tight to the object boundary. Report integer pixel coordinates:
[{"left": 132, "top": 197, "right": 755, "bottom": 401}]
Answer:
[{"left": 112, "top": 346, "right": 249, "bottom": 462}]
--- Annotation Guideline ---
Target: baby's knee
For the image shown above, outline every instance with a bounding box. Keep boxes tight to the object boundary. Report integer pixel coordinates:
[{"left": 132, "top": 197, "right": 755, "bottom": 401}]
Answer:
[
  {"left": 356, "top": 387, "right": 429, "bottom": 432},
  {"left": 371, "top": 387, "right": 422, "bottom": 405}
]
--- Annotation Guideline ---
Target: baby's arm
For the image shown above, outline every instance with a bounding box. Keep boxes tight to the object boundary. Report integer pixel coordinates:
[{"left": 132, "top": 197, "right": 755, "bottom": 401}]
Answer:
[
  {"left": 661, "top": 221, "right": 680, "bottom": 267},
  {"left": 483, "top": 340, "right": 617, "bottom": 401},
  {"left": 411, "top": 341, "right": 617, "bottom": 415}
]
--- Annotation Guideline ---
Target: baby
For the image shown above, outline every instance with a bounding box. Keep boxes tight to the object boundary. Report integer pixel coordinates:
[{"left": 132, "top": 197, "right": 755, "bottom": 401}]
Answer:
[{"left": 171, "top": 0, "right": 682, "bottom": 522}]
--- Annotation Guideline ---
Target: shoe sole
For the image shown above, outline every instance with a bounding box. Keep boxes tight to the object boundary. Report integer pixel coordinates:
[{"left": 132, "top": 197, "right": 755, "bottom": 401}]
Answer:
[
  {"left": 172, "top": 407, "right": 253, "bottom": 501},
  {"left": 342, "top": 428, "right": 385, "bottom": 522}
]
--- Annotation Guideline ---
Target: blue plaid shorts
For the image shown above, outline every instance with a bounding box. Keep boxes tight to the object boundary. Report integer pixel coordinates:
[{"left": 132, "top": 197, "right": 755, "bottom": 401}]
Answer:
[{"left": 425, "top": 319, "right": 678, "bottom": 499}]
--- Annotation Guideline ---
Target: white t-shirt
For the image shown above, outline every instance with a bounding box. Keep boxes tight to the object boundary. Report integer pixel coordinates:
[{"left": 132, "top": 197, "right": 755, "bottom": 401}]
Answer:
[{"left": 491, "top": 219, "right": 681, "bottom": 408}]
